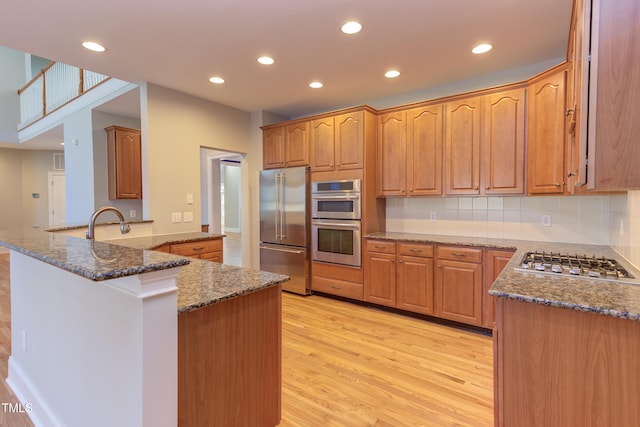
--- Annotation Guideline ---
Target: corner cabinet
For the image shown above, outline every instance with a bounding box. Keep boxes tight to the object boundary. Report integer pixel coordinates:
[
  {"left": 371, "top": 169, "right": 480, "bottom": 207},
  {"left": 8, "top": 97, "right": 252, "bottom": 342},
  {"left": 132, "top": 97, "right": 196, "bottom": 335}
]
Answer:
[
  {"left": 482, "top": 249, "right": 514, "bottom": 328},
  {"left": 526, "top": 65, "right": 568, "bottom": 195},
  {"left": 106, "top": 126, "right": 142, "bottom": 200}
]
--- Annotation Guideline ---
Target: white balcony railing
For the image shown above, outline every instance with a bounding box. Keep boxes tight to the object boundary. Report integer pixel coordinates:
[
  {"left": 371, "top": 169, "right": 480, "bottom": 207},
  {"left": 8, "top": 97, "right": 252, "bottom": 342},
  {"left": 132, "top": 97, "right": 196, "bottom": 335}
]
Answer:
[{"left": 17, "top": 61, "right": 110, "bottom": 129}]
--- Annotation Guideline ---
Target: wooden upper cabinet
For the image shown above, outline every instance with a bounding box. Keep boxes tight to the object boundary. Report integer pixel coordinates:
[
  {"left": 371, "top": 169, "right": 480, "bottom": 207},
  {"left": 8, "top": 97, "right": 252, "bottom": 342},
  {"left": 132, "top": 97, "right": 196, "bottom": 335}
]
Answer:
[
  {"left": 527, "top": 67, "right": 567, "bottom": 195},
  {"left": 377, "top": 111, "right": 407, "bottom": 196},
  {"left": 284, "top": 122, "right": 309, "bottom": 167},
  {"left": 310, "top": 117, "right": 335, "bottom": 172},
  {"left": 334, "top": 111, "right": 365, "bottom": 170},
  {"left": 482, "top": 88, "right": 526, "bottom": 195},
  {"left": 407, "top": 104, "right": 443, "bottom": 196},
  {"left": 444, "top": 97, "right": 482, "bottom": 195},
  {"left": 106, "top": 126, "right": 142, "bottom": 200},
  {"left": 263, "top": 126, "right": 285, "bottom": 169},
  {"left": 585, "top": 0, "right": 640, "bottom": 190},
  {"left": 263, "top": 122, "right": 309, "bottom": 169},
  {"left": 310, "top": 111, "right": 365, "bottom": 172}
]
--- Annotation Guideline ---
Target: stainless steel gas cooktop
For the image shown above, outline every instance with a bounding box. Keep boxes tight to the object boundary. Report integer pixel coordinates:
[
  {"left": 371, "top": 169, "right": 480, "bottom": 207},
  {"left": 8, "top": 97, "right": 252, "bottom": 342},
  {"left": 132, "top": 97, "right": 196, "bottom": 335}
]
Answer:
[{"left": 515, "top": 251, "right": 634, "bottom": 281}]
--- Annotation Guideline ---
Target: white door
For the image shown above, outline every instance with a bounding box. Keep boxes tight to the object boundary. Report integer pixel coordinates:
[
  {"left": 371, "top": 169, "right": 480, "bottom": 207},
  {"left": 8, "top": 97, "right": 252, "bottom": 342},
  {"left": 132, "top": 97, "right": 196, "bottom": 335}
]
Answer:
[{"left": 48, "top": 172, "right": 66, "bottom": 227}]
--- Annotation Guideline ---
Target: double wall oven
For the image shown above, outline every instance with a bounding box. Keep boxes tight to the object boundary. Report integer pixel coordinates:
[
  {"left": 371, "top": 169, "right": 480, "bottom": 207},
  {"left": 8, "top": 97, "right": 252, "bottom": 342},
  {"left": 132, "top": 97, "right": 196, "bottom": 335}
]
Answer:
[{"left": 311, "top": 179, "right": 362, "bottom": 267}]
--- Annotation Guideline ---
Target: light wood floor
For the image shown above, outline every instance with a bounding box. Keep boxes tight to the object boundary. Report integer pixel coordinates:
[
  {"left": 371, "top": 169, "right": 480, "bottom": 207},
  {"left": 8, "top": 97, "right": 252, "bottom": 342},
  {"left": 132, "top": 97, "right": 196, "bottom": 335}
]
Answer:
[
  {"left": 0, "top": 254, "right": 493, "bottom": 427},
  {"left": 279, "top": 292, "right": 493, "bottom": 426}
]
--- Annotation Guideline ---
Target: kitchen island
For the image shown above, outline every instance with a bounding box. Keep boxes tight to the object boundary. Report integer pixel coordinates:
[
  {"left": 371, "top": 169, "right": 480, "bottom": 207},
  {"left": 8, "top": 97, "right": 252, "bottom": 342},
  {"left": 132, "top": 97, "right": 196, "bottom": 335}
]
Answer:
[{"left": 0, "top": 229, "right": 288, "bottom": 427}]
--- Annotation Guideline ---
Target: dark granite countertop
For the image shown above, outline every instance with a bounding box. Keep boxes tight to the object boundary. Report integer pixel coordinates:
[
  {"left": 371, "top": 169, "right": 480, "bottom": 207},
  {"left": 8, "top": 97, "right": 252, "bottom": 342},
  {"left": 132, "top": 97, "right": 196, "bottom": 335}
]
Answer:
[
  {"left": 107, "top": 232, "right": 224, "bottom": 250},
  {"left": 0, "top": 228, "right": 190, "bottom": 281},
  {"left": 365, "top": 232, "right": 640, "bottom": 321},
  {"left": 0, "top": 229, "right": 289, "bottom": 313}
]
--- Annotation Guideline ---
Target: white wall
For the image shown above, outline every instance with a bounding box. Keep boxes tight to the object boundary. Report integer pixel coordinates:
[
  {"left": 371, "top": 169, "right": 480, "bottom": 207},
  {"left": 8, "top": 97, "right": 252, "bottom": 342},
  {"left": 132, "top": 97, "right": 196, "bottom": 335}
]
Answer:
[
  {"left": 386, "top": 195, "right": 614, "bottom": 245},
  {"left": 0, "top": 148, "right": 25, "bottom": 228},
  {"left": 610, "top": 191, "right": 640, "bottom": 267}
]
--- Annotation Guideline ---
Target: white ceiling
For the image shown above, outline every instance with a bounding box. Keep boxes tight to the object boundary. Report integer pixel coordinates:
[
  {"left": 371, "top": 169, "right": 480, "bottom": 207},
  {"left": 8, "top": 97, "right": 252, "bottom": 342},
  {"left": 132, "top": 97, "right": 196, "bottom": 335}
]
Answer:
[{"left": 1, "top": 0, "right": 572, "bottom": 147}]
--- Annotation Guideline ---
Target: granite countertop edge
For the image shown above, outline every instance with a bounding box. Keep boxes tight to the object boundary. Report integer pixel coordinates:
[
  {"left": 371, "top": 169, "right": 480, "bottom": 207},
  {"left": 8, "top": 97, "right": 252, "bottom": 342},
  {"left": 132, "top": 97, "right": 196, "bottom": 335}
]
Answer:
[{"left": 365, "top": 231, "right": 640, "bottom": 322}]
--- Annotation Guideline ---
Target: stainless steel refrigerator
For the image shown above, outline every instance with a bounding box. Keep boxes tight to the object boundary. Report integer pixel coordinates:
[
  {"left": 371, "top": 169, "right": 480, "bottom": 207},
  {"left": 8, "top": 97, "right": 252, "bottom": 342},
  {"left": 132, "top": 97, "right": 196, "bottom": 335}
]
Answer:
[{"left": 259, "top": 166, "right": 310, "bottom": 295}]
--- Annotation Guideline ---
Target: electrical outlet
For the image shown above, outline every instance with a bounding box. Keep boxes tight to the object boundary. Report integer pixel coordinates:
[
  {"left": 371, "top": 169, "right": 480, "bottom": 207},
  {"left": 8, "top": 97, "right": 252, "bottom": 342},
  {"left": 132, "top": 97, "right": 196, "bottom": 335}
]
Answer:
[
  {"left": 183, "top": 211, "right": 194, "bottom": 222},
  {"left": 129, "top": 209, "right": 136, "bottom": 218},
  {"left": 171, "top": 212, "right": 182, "bottom": 223},
  {"left": 541, "top": 214, "right": 552, "bottom": 227},
  {"left": 429, "top": 212, "right": 437, "bottom": 222},
  {"left": 186, "top": 193, "right": 194, "bottom": 204}
]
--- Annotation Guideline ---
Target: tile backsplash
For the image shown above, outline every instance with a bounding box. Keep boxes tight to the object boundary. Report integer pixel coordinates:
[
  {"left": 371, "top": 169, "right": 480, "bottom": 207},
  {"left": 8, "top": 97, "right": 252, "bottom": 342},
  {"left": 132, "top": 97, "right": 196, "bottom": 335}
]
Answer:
[
  {"left": 386, "top": 195, "right": 621, "bottom": 245},
  {"left": 610, "top": 190, "right": 640, "bottom": 268}
]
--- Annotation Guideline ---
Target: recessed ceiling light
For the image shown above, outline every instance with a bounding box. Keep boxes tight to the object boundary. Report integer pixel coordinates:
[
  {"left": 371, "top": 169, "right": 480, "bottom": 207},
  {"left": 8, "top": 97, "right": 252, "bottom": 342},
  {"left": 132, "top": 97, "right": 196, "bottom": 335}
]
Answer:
[
  {"left": 257, "top": 56, "right": 275, "bottom": 65},
  {"left": 209, "top": 76, "right": 225, "bottom": 84},
  {"left": 385, "top": 70, "right": 400, "bottom": 78},
  {"left": 341, "top": 21, "right": 362, "bottom": 35},
  {"left": 82, "top": 41, "right": 106, "bottom": 52},
  {"left": 472, "top": 43, "right": 493, "bottom": 54},
  {"left": 309, "top": 81, "right": 324, "bottom": 89}
]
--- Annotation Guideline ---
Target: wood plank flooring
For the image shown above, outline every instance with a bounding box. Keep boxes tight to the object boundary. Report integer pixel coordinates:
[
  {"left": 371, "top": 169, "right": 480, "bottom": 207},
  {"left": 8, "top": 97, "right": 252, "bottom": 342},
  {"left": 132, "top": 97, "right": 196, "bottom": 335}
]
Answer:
[
  {"left": 279, "top": 292, "right": 493, "bottom": 426},
  {"left": 0, "top": 253, "right": 493, "bottom": 426}
]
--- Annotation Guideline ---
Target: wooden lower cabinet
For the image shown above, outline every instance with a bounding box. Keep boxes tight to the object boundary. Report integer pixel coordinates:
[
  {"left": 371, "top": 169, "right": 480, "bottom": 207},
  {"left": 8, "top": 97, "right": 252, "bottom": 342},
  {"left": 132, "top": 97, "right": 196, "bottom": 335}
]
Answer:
[
  {"left": 311, "top": 261, "right": 364, "bottom": 300},
  {"left": 364, "top": 240, "right": 434, "bottom": 314},
  {"left": 494, "top": 298, "right": 640, "bottom": 427},
  {"left": 434, "top": 246, "right": 483, "bottom": 326},
  {"left": 483, "top": 249, "right": 515, "bottom": 328},
  {"left": 178, "top": 285, "right": 281, "bottom": 426},
  {"left": 166, "top": 238, "right": 224, "bottom": 262}
]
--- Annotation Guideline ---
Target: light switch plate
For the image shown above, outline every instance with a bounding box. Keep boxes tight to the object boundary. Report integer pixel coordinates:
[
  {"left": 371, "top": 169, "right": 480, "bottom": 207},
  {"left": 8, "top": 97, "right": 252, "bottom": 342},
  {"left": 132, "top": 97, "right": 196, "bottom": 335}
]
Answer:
[
  {"left": 183, "top": 211, "right": 194, "bottom": 222},
  {"left": 171, "top": 212, "right": 182, "bottom": 223}
]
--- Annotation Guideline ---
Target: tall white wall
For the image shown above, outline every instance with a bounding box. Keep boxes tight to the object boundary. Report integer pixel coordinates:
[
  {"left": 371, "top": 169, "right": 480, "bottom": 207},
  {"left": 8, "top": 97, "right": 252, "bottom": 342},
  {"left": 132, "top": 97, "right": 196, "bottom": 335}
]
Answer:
[{"left": 0, "top": 148, "right": 24, "bottom": 228}]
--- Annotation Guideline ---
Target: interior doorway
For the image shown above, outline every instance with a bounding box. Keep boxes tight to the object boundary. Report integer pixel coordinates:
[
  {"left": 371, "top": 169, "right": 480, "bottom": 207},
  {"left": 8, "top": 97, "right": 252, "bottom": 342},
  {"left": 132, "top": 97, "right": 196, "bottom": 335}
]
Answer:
[
  {"left": 48, "top": 171, "right": 66, "bottom": 227},
  {"left": 201, "top": 148, "right": 245, "bottom": 267}
]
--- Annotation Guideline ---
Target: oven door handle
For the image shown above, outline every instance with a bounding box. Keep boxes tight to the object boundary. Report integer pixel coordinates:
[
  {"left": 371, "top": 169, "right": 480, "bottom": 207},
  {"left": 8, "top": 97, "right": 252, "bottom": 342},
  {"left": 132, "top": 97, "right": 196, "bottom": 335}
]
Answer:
[
  {"left": 311, "top": 194, "right": 360, "bottom": 200},
  {"left": 312, "top": 221, "right": 360, "bottom": 229}
]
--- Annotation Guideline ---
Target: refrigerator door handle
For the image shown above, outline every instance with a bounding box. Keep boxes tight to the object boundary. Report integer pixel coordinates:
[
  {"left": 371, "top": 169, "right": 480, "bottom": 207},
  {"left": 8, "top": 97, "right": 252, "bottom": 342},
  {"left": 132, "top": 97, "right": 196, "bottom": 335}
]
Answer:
[
  {"left": 259, "top": 245, "right": 304, "bottom": 254},
  {"left": 275, "top": 172, "right": 281, "bottom": 240},
  {"left": 280, "top": 172, "right": 286, "bottom": 239}
]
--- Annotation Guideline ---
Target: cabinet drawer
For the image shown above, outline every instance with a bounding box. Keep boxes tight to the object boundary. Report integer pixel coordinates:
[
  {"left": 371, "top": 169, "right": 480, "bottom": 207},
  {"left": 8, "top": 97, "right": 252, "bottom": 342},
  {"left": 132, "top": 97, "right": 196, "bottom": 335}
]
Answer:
[
  {"left": 170, "top": 239, "right": 222, "bottom": 256},
  {"left": 312, "top": 276, "right": 364, "bottom": 300},
  {"left": 200, "top": 252, "right": 223, "bottom": 263},
  {"left": 437, "top": 246, "right": 483, "bottom": 263},
  {"left": 365, "top": 239, "right": 396, "bottom": 254},
  {"left": 397, "top": 243, "right": 433, "bottom": 258}
]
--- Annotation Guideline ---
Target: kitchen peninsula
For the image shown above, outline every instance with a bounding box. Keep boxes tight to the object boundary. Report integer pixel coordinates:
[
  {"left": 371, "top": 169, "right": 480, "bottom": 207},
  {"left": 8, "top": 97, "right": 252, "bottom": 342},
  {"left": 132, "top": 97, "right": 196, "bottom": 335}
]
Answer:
[{"left": 0, "top": 229, "right": 288, "bottom": 427}]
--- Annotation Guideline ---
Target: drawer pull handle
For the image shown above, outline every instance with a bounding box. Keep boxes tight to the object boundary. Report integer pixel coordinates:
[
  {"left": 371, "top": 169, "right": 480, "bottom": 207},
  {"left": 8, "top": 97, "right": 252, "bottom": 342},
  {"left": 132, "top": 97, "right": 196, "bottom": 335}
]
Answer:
[
  {"left": 374, "top": 245, "right": 387, "bottom": 249},
  {"left": 452, "top": 253, "right": 467, "bottom": 257},
  {"left": 192, "top": 246, "right": 205, "bottom": 251},
  {"left": 331, "top": 286, "right": 341, "bottom": 290},
  {"left": 409, "top": 249, "right": 423, "bottom": 253}
]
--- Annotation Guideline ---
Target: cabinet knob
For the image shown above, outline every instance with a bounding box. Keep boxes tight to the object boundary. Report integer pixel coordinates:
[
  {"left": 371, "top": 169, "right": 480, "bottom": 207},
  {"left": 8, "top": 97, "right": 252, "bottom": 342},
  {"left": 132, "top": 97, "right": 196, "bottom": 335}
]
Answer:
[
  {"left": 337, "top": 163, "right": 341, "bottom": 166},
  {"left": 438, "top": 264, "right": 442, "bottom": 268},
  {"left": 485, "top": 186, "right": 490, "bottom": 190},
  {"left": 410, "top": 189, "right": 414, "bottom": 192},
  {"left": 474, "top": 185, "right": 479, "bottom": 191},
  {"left": 554, "top": 182, "right": 565, "bottom": 188},
  {"left": 566, "top": 108, "right": 575, "bottom": 116}
]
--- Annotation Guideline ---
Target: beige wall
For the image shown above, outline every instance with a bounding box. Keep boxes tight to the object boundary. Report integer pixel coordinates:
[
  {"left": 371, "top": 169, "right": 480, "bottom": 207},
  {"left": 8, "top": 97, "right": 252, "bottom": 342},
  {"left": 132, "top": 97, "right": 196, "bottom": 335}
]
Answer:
[{"left": 0, "top": 147, "right": 63, "bottom": 230}]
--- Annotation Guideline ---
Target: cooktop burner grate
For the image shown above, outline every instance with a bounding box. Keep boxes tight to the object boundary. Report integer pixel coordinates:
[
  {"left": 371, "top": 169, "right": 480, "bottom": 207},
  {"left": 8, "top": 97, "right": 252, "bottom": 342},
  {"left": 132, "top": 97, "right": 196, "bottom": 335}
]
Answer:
[{"left": 516, "top": 251, "right": 633, "bottom": 280}]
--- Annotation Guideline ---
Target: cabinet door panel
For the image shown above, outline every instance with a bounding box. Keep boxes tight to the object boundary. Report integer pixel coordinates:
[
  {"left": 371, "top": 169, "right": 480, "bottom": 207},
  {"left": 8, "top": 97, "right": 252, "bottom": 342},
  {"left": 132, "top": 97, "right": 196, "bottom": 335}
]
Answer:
[
  {"left": 263, "top": 127, "right": 285, "bottom": 169},
  {"left": 407, "top": 104, "right": 443, "bottom": 196},
  {"left": 483, "top": 89, "right": 525, "bottom": 195},
  {"left": 377, "top": 111, "right": 406, "bottom": 196},
  {"left": 335, "top": 111, "right": 364, "bottom": 170},
  {"left": 527, "top": 69, "right": 567, "bottom": 194},
  {"left": 285, "top": 122, "right": 309, "bottom": 167},
  {"left": 435, "top": 259, "right": 483, "bottom": 326},
  {"left": 397, "top": 255, "right": 434, "bottom": 315},
  {"left": 364, "top": 252, "right": 396, "bottom": 307},
  {"left": 310, "top": 117, "right": 335, "bottom": 171},
  {"left": 445, "top": 98, "right": 482, "bottom": 195}
]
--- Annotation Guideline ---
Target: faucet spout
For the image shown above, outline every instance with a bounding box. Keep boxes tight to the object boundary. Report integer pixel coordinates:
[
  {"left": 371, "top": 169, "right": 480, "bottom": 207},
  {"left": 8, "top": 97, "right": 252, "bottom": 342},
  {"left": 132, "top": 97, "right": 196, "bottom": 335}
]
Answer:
[{"left": 86, "top": 206, "right": 131, "bottom": 240}]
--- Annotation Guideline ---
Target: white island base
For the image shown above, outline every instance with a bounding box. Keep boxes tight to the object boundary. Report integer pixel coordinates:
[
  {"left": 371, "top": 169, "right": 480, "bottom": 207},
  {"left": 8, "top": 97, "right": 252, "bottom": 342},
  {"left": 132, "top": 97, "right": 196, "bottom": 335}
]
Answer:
[{"left": 7, "top": 251, "right": 181, "bottom": 427}]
